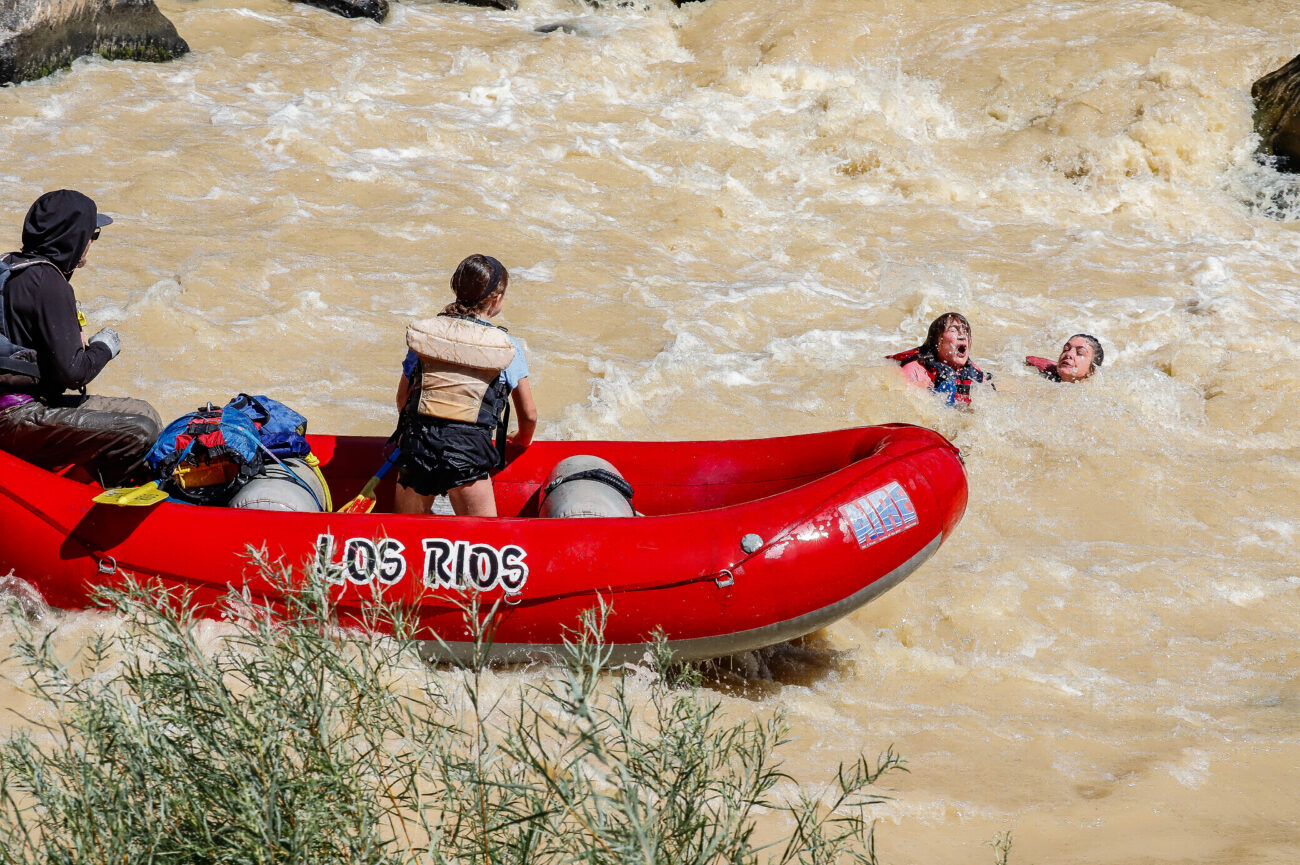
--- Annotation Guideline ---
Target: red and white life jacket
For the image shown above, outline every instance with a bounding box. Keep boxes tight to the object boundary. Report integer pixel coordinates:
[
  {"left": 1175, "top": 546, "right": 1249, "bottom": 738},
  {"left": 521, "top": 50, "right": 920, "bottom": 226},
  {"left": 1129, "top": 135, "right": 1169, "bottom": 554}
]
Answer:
[{"left": 887, "top": 347, "right": 992, "bottom": 406}]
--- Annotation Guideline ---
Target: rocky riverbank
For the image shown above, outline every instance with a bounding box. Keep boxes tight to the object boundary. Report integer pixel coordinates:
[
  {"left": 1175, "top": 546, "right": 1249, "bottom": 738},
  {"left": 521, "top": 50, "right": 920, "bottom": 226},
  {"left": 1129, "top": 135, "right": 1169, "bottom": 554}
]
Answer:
[
  {"left": 0, "top": 0, "right": 187, "bottom": 85},
  {"left": 1253, "top": 53, "right": 1300, "bottom": 172}
]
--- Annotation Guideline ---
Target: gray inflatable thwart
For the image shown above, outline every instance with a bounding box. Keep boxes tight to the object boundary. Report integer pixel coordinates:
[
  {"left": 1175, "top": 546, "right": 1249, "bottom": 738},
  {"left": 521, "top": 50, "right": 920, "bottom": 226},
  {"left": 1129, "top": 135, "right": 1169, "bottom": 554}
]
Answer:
[
  {"left": 539, "top": 455, "right": 634, "bottom": 519},
  {"left": 228, "top": 458, "right": 326, "bottom": 513}
]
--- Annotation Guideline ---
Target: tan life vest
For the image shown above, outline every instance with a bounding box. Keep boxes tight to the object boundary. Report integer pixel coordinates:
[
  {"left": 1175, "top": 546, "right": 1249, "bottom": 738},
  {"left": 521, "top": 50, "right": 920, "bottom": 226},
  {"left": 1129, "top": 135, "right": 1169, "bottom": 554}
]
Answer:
[{"left": 406, "top": 315, "right": 516, "bottom": 423}]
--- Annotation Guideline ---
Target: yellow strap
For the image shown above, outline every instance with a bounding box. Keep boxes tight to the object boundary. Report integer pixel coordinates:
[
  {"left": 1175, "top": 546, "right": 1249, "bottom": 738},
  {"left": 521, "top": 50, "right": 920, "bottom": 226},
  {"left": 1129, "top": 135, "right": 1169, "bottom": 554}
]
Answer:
[{"left": 303, "top": 452, "right": 332, "bottom": 511}]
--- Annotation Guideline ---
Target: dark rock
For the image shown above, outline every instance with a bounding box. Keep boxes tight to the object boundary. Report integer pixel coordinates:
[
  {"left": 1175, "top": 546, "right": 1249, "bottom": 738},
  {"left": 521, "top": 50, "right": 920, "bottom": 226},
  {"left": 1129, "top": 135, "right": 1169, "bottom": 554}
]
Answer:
[
  {"left": 535, "top": 21, "right": 579, "bottom": 35},
  {"left": 444, "top": 0, "right": 517, "bottom": 10},
  {"left": 0, "top": 0, "right": 188, "bottom": 85},
  {"left": 1252, "top": 53, "right": 1300, "bottom": 173},
  {"left": 577, "top": 0, "right": 644, "bottom": 7},
  {"left": 577, "top": 0, "right": 705, "bottom": 6},
  {"left": 293, "top": 0, "right": 389, "bottom": 22}
]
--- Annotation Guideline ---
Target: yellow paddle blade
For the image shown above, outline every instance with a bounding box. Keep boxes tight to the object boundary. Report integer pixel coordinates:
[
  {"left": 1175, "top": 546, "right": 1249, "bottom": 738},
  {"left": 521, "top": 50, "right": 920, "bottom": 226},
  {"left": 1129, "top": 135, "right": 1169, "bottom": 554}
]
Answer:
[
  {"left": 335, "top": 475, "right": 380, "bottom": 514},
  {"left": 335, "top": 493, "right": 377, "bottom": 515},
  {"left": 93, "top": 482, "right": 169, "bottom": 507}
]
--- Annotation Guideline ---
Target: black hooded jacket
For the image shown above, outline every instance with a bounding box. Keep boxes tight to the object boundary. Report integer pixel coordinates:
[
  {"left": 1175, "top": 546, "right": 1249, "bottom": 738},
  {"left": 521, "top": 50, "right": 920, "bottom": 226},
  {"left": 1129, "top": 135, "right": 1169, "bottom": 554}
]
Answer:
[{"left": 2, "top": 190, "right": 112, "bottom": 396}]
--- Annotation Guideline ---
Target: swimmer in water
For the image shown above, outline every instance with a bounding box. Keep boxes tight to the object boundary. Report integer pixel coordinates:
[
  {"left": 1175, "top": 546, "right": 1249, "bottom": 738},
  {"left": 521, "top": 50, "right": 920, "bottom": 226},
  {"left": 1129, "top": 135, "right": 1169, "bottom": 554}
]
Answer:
[
  {"left": 887, "top": 312, "right": 993, "bottom": 406},
  {"left": 1025, "top": 333, "right": 1103, "bottom": 383}
]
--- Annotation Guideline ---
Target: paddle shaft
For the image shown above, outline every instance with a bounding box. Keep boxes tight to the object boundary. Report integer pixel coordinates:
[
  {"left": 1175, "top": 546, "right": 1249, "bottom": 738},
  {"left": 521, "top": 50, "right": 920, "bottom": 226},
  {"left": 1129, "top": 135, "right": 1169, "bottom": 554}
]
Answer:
[{"left": 336, "top": 446, "right": 400, "bottom": 513}]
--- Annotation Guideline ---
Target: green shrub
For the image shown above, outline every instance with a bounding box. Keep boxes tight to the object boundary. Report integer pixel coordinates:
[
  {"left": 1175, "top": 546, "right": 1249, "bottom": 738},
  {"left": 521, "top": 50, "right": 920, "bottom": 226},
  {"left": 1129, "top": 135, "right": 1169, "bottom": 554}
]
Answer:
[{"left": 0, "top": 558, "right": 905, "bottom": 864}]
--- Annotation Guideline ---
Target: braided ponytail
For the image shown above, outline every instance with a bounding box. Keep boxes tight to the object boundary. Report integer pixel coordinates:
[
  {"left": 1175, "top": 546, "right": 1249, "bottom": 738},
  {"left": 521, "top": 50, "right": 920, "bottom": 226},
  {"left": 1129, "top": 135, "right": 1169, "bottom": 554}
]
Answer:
[{"left": 443, "top": 254, "right": 508, "bottom": 317}]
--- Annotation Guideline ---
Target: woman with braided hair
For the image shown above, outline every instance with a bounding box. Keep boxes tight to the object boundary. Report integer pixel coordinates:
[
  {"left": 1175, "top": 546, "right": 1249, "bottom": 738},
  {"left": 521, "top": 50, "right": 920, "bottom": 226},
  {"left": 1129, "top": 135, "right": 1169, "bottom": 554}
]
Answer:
[{"left": 393, "top": 254, "right": 537, "bottom": 516}]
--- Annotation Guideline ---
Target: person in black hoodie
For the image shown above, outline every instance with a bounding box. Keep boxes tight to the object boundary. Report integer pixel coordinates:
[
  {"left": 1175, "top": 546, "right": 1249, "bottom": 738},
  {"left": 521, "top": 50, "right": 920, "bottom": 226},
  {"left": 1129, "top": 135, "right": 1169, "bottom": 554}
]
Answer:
[{"left": 0, "top": 189, "right": 160, "bottom": 486}]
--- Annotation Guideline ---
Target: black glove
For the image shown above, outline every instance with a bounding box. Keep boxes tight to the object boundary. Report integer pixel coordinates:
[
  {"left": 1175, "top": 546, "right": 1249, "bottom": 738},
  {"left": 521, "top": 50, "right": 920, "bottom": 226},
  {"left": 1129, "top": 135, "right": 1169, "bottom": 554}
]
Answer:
[{"left": 89, "top": 327, "right": 121, "bottom": 359}]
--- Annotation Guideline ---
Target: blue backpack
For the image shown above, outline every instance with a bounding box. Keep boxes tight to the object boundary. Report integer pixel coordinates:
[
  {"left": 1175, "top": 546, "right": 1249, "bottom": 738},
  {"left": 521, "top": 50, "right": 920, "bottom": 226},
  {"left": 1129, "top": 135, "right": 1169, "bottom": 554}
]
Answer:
[
  {"left": 226, "top": 393, "right": 312, "bottom": 459},
  {"left": 145, "top": 404, "right": 264, "bottom": 505}
]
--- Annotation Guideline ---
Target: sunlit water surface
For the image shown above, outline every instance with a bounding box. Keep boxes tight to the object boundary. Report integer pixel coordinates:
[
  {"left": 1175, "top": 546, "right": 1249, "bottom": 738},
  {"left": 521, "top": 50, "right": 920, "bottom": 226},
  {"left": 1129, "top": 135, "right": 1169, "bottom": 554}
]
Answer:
[{"left": 2, "top": 0, "right": 1299, "bottom": 861}]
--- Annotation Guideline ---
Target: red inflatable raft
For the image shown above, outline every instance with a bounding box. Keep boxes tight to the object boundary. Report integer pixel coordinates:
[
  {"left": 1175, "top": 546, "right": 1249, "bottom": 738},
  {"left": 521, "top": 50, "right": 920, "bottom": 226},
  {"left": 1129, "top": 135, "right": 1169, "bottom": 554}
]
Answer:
[{"left": 0, "top": 424, "right": 966, "bottom": 662}]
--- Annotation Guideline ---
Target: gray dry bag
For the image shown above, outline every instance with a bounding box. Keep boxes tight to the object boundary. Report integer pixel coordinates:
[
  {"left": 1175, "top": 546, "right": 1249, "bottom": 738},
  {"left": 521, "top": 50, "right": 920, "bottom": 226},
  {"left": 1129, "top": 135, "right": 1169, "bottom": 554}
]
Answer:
[{"left": 539, "top": 455, "right": 635, "bottom": 519}]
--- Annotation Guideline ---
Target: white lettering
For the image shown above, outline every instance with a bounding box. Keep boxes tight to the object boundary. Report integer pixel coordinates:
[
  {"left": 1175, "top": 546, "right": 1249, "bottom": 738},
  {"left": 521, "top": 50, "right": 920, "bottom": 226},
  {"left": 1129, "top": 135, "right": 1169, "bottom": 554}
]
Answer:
[
  {"left": 422, "top": 539, "right": 455, "bottom": 588},
  {"left": 314, "top": 533, "right": 346, "bottom": 585},
  {"left": 344, "top": 538, "right": 378, "bottom": 584},
  {"left": 499, "top": 545, "right": 528, "bottom": 593},
  {"left": 468, "top": 544, "right": 498, "bottom": 590},
  {"left": 375, "top": 538, "right": 407, "bottom": 584},
  {"left": 315, "top": 534, "right": 528, "bottom": 594}
]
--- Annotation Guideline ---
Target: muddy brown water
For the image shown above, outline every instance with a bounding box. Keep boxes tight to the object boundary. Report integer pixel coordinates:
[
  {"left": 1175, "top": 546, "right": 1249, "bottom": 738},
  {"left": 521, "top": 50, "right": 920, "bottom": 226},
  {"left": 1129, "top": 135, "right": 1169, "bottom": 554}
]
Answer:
[{"left": 2, "top": 1, "right": 1299, "bottom": 861}]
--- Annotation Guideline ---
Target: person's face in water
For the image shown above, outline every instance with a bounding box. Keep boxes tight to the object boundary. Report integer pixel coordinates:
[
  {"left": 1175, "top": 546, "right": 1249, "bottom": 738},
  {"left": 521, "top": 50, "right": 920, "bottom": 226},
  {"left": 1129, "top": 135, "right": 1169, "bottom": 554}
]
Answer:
[
  {"left": 935, "top": 319, "right": 971, "bottom": 369},
  {"left": 1056, "top": 336, "right": 1097, "bottom": 383}
]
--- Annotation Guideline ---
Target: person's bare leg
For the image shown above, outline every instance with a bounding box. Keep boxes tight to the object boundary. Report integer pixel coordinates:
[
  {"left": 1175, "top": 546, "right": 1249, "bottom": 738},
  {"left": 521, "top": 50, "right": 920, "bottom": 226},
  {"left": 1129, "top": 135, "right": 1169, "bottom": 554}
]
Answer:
[
  {"left": 448, "top": 478, "right": 496, "bottom": 517},
  {"left": 394, "top": 483, "right": 435, "bottom": 514}
]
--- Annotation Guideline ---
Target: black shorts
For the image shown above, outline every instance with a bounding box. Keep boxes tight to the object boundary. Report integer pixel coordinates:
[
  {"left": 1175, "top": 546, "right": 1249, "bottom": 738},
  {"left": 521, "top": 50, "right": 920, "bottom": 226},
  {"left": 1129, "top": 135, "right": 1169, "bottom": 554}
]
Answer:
[{"left": 397, "top": 419, "right": 498, "bottom": 497}]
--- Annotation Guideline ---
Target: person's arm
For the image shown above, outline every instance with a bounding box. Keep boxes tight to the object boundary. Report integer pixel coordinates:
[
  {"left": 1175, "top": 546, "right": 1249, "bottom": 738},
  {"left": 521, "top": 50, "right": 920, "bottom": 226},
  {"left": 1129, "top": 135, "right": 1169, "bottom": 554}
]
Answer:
[
  {"left": 27, "top": 271, "right": 110, "bottom": 391},
  {"left": 396, "top": 373, "right": 411, "bottom": 413},
  {"left": 1025, "top": 356, "right": 1057, "bottom": 380},
  {"left": 899, "top": 361, "right": 931, "bottom": 388},
  {"left": 396, "top": 349, "right": 419, "bottom": 413},
  {"left": 508, "top": 378, "right": 537, "bottom": 447}
]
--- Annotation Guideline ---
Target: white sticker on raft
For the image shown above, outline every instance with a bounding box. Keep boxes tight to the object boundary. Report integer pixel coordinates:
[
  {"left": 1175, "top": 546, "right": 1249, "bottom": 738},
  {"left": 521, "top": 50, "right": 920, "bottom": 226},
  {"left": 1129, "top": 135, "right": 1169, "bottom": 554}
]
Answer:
[
  {"left": 314, "top": 534, "right": 529, "bottom": 594},
  {"left": 838, "top": 481, "right": 919, "bottom": 549}
]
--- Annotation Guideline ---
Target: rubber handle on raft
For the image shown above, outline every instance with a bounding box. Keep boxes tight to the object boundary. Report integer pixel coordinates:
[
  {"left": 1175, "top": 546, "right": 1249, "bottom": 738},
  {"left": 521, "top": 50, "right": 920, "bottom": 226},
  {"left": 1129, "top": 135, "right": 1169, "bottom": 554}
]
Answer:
[{"left": 543, "top": 468, "right": 635, "bottom": 501}]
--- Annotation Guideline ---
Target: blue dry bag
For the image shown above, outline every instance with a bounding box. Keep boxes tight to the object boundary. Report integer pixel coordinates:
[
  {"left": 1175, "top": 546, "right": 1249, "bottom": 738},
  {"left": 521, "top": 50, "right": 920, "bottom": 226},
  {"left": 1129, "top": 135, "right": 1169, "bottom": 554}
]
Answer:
[
  {"left": 145, "top": 404, "right": 265, "bottom": 505},
  {"left": 226, "top": 393, "right": 312, "bottom": 459}
]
